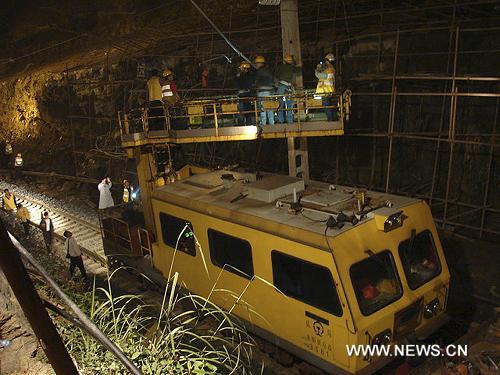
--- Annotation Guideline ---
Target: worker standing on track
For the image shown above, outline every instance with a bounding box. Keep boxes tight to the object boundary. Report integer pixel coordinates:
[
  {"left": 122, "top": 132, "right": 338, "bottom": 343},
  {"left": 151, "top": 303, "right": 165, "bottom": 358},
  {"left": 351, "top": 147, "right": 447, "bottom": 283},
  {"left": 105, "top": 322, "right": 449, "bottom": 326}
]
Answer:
[
  {"left": 315, "top": 53, "right": 336, "bottom": 121},
  {"left": 254, "top": 55, "right": 275, "bottom": 126},
  {"left": 14, "top": 153, "right": 23, "bottom": 179},
  {"left": 276, "top": 54, "right": 301, "bottom": 124},
  {"left": 2, "top": 189, "right": 17, "bottom": 212},
  {"left": 146, "top": 69, "right": 165, "bottom": 131},
  {"left": 2, "top": 189, "right": 17, "bottom": 225},
  {"left": 39, "top": 211, "right": 54, "bottom": 252},
  {"left": 235, "top": 61, "right": 254, "bottom": 126},
  {"left": 16, "top": 203, "right": 30, "bottom": 236},
  {"left": 98, "top": 177, "right": 114, "bottom": 209},
  {"left": 64, "top": 230, "right": 88, "bottom": 282}
]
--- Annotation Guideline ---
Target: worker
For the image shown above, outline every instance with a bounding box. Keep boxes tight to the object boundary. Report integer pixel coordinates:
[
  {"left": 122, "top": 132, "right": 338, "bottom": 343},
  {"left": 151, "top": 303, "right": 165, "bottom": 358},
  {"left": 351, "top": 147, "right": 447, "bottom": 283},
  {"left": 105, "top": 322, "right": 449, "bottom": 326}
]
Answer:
[
  {"left": 122, "top": 179, "right": 135, "bottom": 205},
  {"left": 275, "top": 54, "right": 301, "bottom": 124},
  {"left": 4, "top": 142, "right": 12, "bottom": 168},
  {"left": 14, "top": 153, "right": 23, "bottom": 179},
  {"left": 254, "top": 55, "right": 275, "bottom": 126},
  {"left": 39, "top": 211, "right": 54, "bottom": 252},
  {"left": 161, "top": 69, "right": 187, "bottom": 130},
  {"left": 64, "top": 230, "right": 88, "bottom": 282},
  {"left": 315, "top": 53, "right": 336, "bottom": 121},
  {"left": 2, "top": 189, "right": 17, "bottom": 212},
  {"left": 160, "top": 68, "right": 180, "bottom": 106},
  {"left": 98, "top": 177, "right": 114, "bottom": 209},
  {"left": 235, "top": 61, "right": 254, "bottom": 126},
  {"left": 146, "top": 69, "right": 165, "bottom": 131},
  {"left": 16, "top": 203, "right": 31, "bottom": 236}
]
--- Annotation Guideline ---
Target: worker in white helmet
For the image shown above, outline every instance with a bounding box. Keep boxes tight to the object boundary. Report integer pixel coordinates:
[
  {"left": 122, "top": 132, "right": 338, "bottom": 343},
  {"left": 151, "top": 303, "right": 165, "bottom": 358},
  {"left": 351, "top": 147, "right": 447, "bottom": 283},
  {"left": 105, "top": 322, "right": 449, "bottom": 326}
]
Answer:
[{"left": 315, "top": 53, "right": 336, "bottom": 121}]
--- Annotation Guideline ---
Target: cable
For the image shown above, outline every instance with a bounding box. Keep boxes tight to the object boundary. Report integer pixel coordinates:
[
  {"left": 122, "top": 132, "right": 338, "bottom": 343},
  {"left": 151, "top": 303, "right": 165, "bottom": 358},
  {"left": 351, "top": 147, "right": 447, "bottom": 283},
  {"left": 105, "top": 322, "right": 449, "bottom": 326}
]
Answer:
[
  {"left": 300, "top": 210, "right": 328, "bottom": 223},
  {"left": 189, "top": 0, "right": 256, "bottom": 68},
  {"left": 324, "top": 226, "right": 334, "bottom": 253}
]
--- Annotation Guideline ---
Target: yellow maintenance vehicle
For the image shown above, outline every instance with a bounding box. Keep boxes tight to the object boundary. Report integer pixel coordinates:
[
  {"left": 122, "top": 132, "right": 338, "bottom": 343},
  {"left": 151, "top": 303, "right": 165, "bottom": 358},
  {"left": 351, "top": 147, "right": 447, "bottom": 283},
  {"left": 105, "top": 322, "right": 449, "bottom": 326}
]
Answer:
[{"left": 99, "top": 91, "right": 450, "bottom": 374}]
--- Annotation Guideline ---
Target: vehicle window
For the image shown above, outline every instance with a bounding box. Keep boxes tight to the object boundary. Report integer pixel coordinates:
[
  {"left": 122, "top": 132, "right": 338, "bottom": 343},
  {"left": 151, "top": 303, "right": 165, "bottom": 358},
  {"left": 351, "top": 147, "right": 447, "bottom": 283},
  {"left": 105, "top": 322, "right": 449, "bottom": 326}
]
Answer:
[
  {"left": 272, "top": 251, "right": 343, "bottom": 316},
  {"left": 160, "top": 212, "right": 196, "bottom": 256},
  {"left": 350, "top": 251, "right": 402, "bottom": 315},
  {"left": 399, "top": 230, "right": 441, "bottom": 289},
  {"left": 208, "top": 229, "right": 254, "bottom": 279}
]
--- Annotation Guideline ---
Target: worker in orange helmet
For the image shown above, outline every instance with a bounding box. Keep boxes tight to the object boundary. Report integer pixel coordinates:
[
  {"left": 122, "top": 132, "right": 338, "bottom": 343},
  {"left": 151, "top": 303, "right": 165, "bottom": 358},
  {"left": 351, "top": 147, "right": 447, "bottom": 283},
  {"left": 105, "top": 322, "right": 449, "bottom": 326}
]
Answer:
[{"left": 276, "top": 54, "right": 301, "bottom": 124}]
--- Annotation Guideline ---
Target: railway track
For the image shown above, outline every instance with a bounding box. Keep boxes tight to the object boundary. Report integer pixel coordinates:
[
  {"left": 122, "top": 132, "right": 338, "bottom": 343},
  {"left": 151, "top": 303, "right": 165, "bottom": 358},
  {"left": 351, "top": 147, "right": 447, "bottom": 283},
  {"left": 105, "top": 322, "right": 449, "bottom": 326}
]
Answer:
[{"left": 0, "top": 190, "right": 107, "bottom": 276}]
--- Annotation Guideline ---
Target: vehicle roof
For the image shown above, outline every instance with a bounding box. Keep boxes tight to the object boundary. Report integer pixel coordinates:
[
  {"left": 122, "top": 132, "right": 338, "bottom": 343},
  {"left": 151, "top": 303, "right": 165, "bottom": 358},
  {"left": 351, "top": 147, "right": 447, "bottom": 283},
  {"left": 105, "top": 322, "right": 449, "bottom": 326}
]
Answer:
[{"left": 153, "top": 169, "right": 419, "bottom": 243}]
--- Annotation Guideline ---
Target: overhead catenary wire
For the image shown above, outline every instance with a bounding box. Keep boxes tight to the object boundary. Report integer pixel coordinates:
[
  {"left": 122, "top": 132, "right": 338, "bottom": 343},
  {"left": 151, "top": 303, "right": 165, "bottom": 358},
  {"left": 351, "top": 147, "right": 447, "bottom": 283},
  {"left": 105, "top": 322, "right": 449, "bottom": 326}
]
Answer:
[{"left": 189, "top": 0, "right": 257, "bottom": 68}]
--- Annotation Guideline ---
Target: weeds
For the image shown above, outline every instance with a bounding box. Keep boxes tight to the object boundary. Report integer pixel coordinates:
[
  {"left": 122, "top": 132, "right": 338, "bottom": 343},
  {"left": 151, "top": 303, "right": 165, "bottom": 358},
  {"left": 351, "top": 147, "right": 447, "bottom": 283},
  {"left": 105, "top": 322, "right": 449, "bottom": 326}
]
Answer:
[{"left": 57, "top": 270, "right": 255, "bottom": 374}]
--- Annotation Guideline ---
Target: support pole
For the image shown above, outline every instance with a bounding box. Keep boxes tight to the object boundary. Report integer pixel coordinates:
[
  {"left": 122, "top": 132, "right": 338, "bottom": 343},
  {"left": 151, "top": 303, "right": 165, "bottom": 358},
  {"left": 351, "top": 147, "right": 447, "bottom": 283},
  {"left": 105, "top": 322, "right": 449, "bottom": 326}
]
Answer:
[
  {"left": 134, "top": 148, "right": 157, "bottom": 234},
  {"left": 0, "top": 220, "right": 78, "bottom": 375},
  {"left": 281, "top": 0, "right": 309, "bottom": 181}
]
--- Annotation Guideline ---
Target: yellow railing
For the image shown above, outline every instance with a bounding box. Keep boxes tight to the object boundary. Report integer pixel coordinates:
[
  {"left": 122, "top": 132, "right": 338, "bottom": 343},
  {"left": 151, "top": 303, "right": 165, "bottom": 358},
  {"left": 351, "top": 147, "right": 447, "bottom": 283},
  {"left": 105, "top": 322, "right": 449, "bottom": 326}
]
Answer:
[{"left": 118, "top": 90, "right": 351, "bottom": 137}]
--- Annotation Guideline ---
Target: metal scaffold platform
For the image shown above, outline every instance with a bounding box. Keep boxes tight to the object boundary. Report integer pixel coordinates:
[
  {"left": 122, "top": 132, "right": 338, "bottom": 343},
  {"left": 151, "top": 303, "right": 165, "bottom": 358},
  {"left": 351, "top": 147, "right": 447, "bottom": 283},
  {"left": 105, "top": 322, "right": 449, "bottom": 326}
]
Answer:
[{"left": 118, "top": 90, "right": 350, "bottom": 147}]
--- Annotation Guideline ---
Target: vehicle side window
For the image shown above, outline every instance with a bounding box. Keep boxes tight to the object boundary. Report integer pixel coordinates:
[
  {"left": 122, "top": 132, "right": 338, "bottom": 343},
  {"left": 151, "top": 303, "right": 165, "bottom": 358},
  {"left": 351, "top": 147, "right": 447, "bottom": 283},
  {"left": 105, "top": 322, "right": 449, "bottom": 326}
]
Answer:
[
  {"left": 399, "top": 230, "right": 441, "bottom": 290},
  {"left": 271, "top": 251, "right": 343, "bottom": 317},
  {"left": 350, "top": 251, "right": 402, "bottom": 316},
  {"left": 159, "top": 212, "right": 196, "bottom": 256},
  {"left": 208, "top": 229, "right": 254, "bottom": 279}
]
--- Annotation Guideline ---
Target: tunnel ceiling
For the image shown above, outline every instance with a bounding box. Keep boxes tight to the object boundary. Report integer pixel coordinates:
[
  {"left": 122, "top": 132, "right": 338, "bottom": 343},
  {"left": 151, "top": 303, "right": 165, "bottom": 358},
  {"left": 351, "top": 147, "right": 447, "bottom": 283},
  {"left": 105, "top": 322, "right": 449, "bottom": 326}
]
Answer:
[{"left": 0, "top": 0, "right": 499, "bottom": 79}]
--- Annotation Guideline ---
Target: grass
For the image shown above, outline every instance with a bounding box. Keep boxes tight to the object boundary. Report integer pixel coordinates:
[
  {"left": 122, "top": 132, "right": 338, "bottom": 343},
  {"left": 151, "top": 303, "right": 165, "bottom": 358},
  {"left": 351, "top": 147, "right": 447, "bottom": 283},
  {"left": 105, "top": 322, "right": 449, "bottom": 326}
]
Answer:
[{"left": 54, "top": 269, "right": 256, "bottom": 374}]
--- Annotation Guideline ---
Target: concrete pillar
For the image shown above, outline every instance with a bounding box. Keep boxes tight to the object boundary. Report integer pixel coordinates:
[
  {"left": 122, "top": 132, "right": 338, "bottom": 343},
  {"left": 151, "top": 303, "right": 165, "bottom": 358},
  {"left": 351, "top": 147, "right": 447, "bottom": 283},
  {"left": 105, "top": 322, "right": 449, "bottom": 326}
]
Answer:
[{"left": 281, "top": 0, "right": 309, "bottom": 182}]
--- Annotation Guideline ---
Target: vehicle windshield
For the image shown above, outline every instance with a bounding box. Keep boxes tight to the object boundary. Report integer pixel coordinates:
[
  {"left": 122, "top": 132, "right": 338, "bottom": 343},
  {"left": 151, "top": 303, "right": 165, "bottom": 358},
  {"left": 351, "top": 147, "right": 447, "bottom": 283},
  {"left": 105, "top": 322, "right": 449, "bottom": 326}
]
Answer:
[
  {"left": 398, "top": 230, "right": 441, "bottom": 289},
  {"left": 350, "top": 251, "right": 402, "bottom": 315}
]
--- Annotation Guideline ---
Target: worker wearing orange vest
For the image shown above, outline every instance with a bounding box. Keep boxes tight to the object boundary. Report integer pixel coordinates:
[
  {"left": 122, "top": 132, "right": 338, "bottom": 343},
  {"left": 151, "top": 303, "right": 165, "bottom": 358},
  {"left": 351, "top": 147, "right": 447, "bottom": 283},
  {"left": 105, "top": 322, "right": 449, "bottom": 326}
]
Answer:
[{"left": 315, "top": 53, "right": 336, "bottom": 121}]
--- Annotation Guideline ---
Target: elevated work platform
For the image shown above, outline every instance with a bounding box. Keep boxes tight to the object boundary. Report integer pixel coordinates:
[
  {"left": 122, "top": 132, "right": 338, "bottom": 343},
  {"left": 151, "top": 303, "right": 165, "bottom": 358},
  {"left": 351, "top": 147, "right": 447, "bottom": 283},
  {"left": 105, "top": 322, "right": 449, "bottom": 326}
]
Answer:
[
  {"left": 121, "top": 122, "right": 343, "bottom": 146},
  {"left": 118, "top": 90, "right": 351, "bottom": 147}
]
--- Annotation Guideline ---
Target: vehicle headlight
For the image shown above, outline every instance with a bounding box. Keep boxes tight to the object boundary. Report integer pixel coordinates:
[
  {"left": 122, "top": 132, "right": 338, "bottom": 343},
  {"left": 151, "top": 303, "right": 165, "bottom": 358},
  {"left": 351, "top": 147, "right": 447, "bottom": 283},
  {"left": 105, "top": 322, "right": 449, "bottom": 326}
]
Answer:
[
  {"left": 372, "top": 329, "right": 392, "bottom": 346},
  {"left": 384, "top": 211, "right": 406, "bottom": 232},
  {"left": 423, "top": 298, "right": 440, "bottom": 319}
]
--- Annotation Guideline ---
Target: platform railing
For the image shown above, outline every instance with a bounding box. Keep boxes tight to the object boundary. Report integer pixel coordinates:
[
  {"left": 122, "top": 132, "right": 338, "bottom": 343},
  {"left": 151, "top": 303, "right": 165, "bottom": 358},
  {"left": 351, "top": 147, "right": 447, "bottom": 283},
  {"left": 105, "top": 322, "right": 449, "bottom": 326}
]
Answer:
[{"left": 118, "top": 90, "right": 351, "bottom": 138}]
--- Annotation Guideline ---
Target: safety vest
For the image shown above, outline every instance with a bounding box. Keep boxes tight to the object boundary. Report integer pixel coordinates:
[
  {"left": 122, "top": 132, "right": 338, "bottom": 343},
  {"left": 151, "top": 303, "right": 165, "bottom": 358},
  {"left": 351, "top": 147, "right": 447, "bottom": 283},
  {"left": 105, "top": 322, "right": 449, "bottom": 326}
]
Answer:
[
  {"left": 316, "top": 67, "right": 335, "bottom": 94},
  {"left": 5, "top": 143, "right": 12, "bottom": 155},
  {"left": 123, "top": 187, "right": 129, "bottom": 203},
  {"left": 161, "top": 84, "right": 174, "bottom": 98},
  {"left": 123, "top": 186, "right": 134, "bottom": 203},
  {"left": 3, "top": 194, "right": 16, "bottom": 211},
  {"left": 15, "top": 155, "right": 23, "bottom": 167},
  {"left": 147, "top": 77, "right": 162, "bottom": 101}
]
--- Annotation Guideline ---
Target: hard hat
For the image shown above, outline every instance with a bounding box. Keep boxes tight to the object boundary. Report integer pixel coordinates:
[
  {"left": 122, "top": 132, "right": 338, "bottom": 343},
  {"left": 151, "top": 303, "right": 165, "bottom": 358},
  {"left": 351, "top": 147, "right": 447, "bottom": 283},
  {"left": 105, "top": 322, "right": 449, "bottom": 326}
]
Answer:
[
  {"left": 254, "top": 55, "right": 266, "bottom": 63},
  {"left": 284, "top": 54, "right": 294, "bottom": 64},
  {"left": 163, "top": 68, "right": 173, "bottom": 77},
  {"left": 325, "top": 53, "right": 335, "bottom": 62},
  {"left": 16, "top": 153, "right": 21, "bottom": 157},
  {"left": 239, "top": 61, "right": 251, "bottom": 69}
]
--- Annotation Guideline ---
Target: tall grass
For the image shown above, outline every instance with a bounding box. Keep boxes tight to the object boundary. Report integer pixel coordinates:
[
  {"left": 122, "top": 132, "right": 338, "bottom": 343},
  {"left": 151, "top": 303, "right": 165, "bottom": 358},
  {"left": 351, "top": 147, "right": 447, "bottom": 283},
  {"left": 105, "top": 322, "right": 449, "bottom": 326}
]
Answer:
[{"left": 57, "top": 269, "right": 255, "bottom": 374}]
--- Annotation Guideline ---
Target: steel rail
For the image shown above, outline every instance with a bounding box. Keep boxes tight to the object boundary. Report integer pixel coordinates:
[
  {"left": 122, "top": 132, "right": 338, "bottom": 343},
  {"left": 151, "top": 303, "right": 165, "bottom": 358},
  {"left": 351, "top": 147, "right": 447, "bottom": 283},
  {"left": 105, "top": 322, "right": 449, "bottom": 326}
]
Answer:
[{"left": 7, "top": 232, "right": 143, "bottom": 375}]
